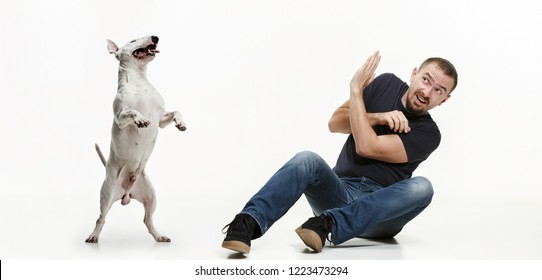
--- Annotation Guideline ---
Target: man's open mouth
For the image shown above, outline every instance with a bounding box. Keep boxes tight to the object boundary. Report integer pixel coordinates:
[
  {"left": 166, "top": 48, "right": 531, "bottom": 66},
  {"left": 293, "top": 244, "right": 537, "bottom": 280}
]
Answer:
[
  {"left": 133, "top": 44, "right": 160, "bottom": 57},
  {"left": 415, "top": 94, "right": 427, "bottom": 105}
]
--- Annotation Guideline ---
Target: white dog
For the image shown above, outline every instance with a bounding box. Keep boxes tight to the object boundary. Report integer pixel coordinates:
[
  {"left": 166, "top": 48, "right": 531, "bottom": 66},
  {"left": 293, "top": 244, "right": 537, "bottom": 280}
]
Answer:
[{"left": 86, "top": 35, "right": 186, "bottom": 243}]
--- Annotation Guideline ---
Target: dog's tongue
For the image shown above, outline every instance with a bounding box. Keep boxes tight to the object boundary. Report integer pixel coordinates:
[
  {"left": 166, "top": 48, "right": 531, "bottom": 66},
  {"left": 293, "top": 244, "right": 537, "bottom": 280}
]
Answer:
[{"left": 147, "top": 44, "right": 159, "bottom": 54}]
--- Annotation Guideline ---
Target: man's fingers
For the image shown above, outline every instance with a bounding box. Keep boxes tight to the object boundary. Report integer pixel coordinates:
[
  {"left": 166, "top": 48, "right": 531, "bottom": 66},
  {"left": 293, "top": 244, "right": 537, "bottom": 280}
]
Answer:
[
  {"left": 362, "top": 51, "right": 380, "bottom": 72},
  {"left": 385, "top": 111, "right": 410, "bottom": 133},
  {"left": 351, "top": 51, "right": 381, "bottom": 92},
  {"left": 396, "top": 111, "right": 410, "bottom": 133},
  {"left": 368, "top": 51, "right": 381, "bottom": 71}
]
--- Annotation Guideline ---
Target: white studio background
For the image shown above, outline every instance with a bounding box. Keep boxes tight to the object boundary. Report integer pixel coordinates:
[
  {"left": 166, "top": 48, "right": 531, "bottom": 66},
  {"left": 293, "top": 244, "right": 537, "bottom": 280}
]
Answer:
[{"left": 1, "top": 0, "right": 541, "bottom": 262}]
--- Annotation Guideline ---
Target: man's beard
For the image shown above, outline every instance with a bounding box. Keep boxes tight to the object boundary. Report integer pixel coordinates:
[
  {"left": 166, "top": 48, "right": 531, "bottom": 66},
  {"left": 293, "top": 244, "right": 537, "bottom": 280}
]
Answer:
[{"left": 405, "top": 92, "right": 429, "bottom": 116}]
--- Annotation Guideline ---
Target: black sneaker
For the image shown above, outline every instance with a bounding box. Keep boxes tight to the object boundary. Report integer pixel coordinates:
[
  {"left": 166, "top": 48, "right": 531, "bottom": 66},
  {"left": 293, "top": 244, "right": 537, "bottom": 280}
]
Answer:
[
  {"left": 222, "top": 213, "right": 260, "bottom": 254},
  {"left": 295, "top": 215, "right": 334, "bottom": 252}
]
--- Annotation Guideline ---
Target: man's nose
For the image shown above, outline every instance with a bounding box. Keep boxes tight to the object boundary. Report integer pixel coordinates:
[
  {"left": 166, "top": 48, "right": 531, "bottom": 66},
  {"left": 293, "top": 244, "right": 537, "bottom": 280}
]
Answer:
[{"left": 420, "top": 86, "right": 431, "bottom": 97}]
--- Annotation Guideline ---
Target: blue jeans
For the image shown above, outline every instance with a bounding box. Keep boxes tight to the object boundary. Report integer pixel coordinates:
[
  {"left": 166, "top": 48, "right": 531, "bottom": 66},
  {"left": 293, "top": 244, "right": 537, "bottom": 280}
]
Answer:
[{"left": 240, "top": 151, "right": 434, "bottom": 245}]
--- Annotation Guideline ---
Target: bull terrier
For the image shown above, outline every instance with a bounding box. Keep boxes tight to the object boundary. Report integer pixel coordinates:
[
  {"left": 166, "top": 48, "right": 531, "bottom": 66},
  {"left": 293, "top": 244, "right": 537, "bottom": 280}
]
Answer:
[{"left": 86, "top": 35, "right": 186, "bottom": 243}]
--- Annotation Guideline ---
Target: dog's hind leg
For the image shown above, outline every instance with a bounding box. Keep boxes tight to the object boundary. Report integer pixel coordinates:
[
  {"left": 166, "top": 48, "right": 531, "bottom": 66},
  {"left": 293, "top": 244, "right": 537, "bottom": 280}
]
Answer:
[
  {"left": 131, "top": 174, "right": 171, "bottom": 242},
  {"left": 85, "top": 177, "right": 120, "bottom": 243}
]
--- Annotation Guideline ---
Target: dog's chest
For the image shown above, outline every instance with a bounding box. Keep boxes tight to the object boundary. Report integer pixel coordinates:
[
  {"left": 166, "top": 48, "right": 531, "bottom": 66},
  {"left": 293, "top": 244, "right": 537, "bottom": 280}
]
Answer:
[
  {"left": 119, "top": 87, "right": 164, "bottom": 116},
  {"left": 134, "top": 91, "right": 163, "bottom": 115}
]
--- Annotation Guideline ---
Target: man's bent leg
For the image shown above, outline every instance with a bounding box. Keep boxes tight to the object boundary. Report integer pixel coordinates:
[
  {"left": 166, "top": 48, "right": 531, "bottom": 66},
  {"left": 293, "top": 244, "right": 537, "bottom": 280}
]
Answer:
[
  {"left": 223, "top": 151, "right": 342, "bottom": 253},
  {"left": 324, "top": 176, "right": 434, "bottom": 244},
  {"left": 239, "top": 151, "right": 340, "bottom": 235}
]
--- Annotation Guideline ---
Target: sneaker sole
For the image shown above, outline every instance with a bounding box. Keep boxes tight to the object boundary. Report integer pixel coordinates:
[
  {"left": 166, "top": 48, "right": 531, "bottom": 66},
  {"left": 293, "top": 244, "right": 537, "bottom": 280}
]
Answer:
[
  {"left": 222, "top": 240, "right": 250, "bottom": 254},
  {"left": 295, "top": 227, "right": 323, "bottom": 252}
]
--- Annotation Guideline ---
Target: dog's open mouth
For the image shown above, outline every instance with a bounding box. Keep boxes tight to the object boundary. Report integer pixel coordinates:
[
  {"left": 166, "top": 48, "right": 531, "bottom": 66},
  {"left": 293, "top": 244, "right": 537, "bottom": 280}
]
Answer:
[{"left": 133, "top": 44, "right": 160, "bottom": 58}]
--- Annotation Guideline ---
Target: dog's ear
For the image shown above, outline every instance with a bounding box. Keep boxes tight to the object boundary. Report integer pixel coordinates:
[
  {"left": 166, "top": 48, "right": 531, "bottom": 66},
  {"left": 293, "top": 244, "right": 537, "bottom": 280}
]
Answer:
[{"left": 106, "top": 39, "right": 119, "bottom": 54}]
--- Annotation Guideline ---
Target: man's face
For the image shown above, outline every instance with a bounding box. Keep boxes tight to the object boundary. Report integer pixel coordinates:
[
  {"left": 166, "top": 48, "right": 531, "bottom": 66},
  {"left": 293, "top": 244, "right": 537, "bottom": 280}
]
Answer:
[{"left": 403, "top": 62, "right": 455, "bottom": 116}]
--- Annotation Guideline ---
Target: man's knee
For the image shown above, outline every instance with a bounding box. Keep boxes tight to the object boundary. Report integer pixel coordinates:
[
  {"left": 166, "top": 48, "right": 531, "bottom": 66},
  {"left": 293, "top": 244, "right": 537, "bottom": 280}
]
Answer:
[
  {"left": 287, "top": 151, "right": 328, "bottom": 177},
  {"left": 407, "top": 176, "right": 434, "bottom": 201},
  {"left": 292, "top": 151, "right": 325, "bottom": 166}
]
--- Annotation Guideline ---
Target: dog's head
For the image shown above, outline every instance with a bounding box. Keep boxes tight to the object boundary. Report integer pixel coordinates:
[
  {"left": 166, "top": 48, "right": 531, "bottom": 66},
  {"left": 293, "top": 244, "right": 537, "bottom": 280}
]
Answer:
[{"left": 107, "top": 35, "right": 160, "bottom": 65}]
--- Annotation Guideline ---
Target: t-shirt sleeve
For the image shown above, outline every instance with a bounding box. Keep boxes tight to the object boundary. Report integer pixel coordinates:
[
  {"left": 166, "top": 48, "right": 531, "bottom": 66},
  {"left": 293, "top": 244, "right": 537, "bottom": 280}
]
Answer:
[
  {"left": 362, "top": 73, "right": 400, "bottom": 111},
  {"left": 398, "top": 119, "right": 441, "bottom": 163}
]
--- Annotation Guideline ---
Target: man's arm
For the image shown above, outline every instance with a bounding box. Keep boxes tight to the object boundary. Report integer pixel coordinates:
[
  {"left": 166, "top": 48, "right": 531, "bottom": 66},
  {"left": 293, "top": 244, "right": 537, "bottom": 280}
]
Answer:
[
  {"left": 328, "top": 101, "right": 411, "bottom": 134},
  {"left": 328, "top": 100, "right": 352, "bottom": 134},
  {"left": 346, "top": 51, "right": 408, "bottom": 164}
]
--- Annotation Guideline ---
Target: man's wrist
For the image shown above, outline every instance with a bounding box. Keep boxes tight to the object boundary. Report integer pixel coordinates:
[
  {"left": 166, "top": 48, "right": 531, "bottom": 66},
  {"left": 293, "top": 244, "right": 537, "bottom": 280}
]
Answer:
[{"left": 350, "top": 88, "right": 363, "bottom": 97}]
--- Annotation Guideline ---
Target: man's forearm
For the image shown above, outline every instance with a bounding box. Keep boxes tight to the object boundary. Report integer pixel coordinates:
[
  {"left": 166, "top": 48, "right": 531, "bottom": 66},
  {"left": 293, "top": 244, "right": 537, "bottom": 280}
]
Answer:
[
  {"left": 329, "top": 103, "right": 385, "bottom": 134},
  {"left": 328, "top": 107, "right": 351, "bottom": 133},
  {"left": 349, "top": 89, "right": 380, "bottom": 156}
]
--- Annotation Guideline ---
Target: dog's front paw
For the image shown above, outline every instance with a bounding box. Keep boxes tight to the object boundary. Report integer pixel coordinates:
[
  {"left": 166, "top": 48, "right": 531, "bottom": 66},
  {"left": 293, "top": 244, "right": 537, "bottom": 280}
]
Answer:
[
  {"left": 175, "top": 123, "right": 187, "bottom": 131},
  {"left": 85, "top": 236, "right": 99, "bottom": 243},
  {"left": 156, "top": 236, "right": 171, "bottom": 242},
  {"left": 134, "top": 118, "right": 150, "bottom": 128}
]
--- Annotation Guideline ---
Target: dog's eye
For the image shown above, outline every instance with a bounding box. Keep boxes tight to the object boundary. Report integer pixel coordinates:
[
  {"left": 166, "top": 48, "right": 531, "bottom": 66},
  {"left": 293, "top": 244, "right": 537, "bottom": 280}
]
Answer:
[{"left": 130, "top": 40, "right": 136, "bottom": 43}]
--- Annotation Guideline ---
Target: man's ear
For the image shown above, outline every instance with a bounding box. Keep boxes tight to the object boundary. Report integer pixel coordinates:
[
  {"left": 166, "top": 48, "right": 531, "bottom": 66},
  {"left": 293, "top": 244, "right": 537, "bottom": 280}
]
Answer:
[
  {"left": 410, "top": 67, "right": 418, "bottom": 83},
  {"left": 106, "top": 39, "right": 119, "bottom": 54},
  {"left": 439, "top": 94, "right": 451, "bottom": 105}
]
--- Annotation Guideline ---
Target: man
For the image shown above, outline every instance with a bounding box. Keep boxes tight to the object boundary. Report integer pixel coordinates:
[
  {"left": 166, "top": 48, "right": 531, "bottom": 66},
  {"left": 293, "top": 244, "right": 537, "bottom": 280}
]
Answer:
[{"left": 221, "top": 51, "right": 458, "bottom": 254}]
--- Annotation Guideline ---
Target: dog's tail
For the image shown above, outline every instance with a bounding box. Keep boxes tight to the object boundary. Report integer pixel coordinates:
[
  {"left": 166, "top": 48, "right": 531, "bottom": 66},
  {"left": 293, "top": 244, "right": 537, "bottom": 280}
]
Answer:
[{"left": 95, "top": 143, "right": 107, "bottom": 167}]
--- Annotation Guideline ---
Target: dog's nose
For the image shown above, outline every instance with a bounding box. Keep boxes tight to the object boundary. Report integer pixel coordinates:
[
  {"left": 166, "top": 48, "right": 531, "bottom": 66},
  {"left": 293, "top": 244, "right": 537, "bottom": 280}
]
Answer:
[{"left": 151, "top": 36, "right": 159, "bottom": 43}]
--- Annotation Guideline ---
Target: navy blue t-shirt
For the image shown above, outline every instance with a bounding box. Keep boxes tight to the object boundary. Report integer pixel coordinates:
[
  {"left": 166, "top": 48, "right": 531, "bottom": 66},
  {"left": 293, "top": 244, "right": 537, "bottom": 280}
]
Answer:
[{"left": 332, "top": 73, "right": 441, "bottom": 186}]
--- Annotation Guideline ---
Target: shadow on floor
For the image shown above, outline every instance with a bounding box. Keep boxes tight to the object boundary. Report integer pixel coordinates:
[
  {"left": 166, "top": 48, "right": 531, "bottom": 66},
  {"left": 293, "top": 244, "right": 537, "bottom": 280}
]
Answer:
[{"left": 329, "top": 237, "right": 398, "bottom": 249}]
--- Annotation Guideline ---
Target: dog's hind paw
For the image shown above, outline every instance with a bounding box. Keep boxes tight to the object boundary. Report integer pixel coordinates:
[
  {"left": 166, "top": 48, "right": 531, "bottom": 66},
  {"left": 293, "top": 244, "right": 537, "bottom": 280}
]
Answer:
[
  {"left": 156, "top": 236, "right": 171, "bottom": 242},
  {"left": 85, "top": 236, "right": 99, "bottom": 243}
]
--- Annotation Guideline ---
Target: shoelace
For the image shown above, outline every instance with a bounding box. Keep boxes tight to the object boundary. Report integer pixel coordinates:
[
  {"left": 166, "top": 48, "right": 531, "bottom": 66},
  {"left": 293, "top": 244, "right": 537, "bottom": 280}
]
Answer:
[
  {"left": 326, "top": 233, "right": 333, "bottom": 243},
  {"left": 221, "top": 218, "right": 246, "bottom": 234},
  {"left": 320, "top": 218, "right": 334, "bottom": 243},
  {"left": 221, "top": 223, "right": 231, "bottom": 234}
]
